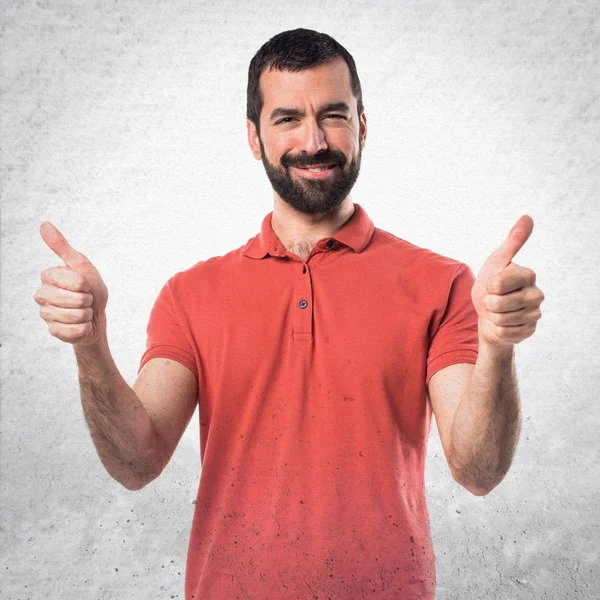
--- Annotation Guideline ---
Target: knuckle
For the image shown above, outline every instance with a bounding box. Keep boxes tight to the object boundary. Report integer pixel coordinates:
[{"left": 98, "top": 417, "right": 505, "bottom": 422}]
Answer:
[
  {"left": 62, "top": 307, "right": 90, "bottom": 324},
  {"left": 72, "top": 308, "right": 90, "bottom": 323},
  {"left": 485, "top": 295, "right": 500, "bottom": 312},
  {"left": 528, "top": 288, "right": 543, "bottom": 304},
  {"left": 57, "top": 327, "right": 74, "bottom": 341},
  {"left": 486, "top": 279, "right": 499, "bottom": 295},
  {"left": 55, "top": 322, "right": 90, "bottom": 342},
  {"left": 76, "top": 293, "right": 92, "bottom": 308},
  {"left": 74, "top": 322, "right": 92, "bottom": 338},
  {"left": 73, "top": 273, "right": 89, "bottom": 292},
  {"left": 41, "top": 266, "right": 65, "bottom": 284},
  {"left": 64, "top": 308, "right": 81, "bottom": 324},
  {"left": 63, "top": 323, "right": 80, "bottom": 338},
  {"left": 40, "top": 268, "right": 54, "bottom": 283}
]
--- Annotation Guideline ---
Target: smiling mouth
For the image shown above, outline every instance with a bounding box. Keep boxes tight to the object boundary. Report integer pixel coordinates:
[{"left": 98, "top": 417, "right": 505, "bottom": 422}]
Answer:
[{"left": 294, "top": 164, "right": 337, "bottom": 172}]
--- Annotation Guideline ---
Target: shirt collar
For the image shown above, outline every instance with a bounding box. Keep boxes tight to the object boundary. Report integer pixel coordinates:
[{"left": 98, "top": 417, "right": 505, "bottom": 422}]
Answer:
[{"left": 241, "top": 203, "right": 375, "bottom": 259}]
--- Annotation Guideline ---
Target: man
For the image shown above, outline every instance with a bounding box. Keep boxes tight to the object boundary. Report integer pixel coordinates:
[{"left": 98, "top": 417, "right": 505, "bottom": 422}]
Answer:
[{"left": 35, "top": 28, "right": 544, "bottom": 600}]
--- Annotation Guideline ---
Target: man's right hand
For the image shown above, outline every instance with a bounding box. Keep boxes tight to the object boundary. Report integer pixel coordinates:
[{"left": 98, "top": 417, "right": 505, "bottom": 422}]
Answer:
[{"left": 34, "top": 221, "right": 109, "bottom": 347}]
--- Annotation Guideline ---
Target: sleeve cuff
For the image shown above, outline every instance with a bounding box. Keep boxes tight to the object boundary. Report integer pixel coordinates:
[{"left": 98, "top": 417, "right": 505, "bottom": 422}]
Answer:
[
  {"left": 138, "top": 344, "right": 198, "bottom": 378},
  {"left": 426, "top": 349, "right": 478, "bottom": 386}
]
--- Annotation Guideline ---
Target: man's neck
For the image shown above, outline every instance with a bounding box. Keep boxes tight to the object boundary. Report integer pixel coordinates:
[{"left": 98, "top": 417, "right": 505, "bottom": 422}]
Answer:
[{"left": 270, "top": 196, "right": 355, "bottom": 261}]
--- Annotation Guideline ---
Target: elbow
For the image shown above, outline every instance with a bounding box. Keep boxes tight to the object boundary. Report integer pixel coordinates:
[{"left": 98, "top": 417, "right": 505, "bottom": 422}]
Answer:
[
  {"left": 460, "top": 481, "right": 496, "bottom": 497},
  {"left": 120, "top": 478, "right": 151, "bottom": 492},
  {"left": 103, "top": 442, "right": 166, "bottom": 491},
  {"left": 118, "top": 471, "right": 161, "bottom": 491},
  {"left": 114, "top": 459, "right": 164, "bottom": 492},
  {"left": 451, "top": 468, "right": 504, "bottom": 497},
  {"left": 449, "top": 451, "right": 513, "bottom": 497},
  {"left": 123, "top": 444, "right": 166, "bottom": 491}
]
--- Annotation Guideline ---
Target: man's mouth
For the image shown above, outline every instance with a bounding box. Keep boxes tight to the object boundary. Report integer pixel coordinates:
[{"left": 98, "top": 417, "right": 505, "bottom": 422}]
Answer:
[
  {"left": 295, "top": 163, "right": 336, "bottom": 172},
  {"left": 291, "top": 163, "right": 339, "bottom": 179}
]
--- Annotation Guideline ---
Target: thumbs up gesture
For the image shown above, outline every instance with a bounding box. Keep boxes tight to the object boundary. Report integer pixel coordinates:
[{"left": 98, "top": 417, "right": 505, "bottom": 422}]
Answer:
[
  {"left": 34, "top": 222, "right": 109, "bottom": 347},
  {"left": 471, "top": 216, "right": 545, "bottom": 351}
]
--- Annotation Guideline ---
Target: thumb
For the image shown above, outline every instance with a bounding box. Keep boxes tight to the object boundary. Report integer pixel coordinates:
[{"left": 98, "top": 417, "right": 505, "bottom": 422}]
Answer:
[
  {"left": 40, "top": 221, "right": 88, "bottom": 269},
  {"left": 490, "top": 215, "right": 534, "bottom": 269}
]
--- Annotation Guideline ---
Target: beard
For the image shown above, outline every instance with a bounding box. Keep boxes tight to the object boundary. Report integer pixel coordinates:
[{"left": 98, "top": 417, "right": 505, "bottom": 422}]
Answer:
[{"left": 259, "top": 138, "right": 361, "bottom": 216}]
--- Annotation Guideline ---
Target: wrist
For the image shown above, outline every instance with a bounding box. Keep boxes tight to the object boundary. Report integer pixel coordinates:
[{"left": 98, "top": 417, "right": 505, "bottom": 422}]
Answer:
[
  {"left": 477, "top": 318, "right": 514, "bottom": 361},
  {"left": 478, "top": 337, "right": 514, "bottom": 363},
  {"left": 73, "top": 336, "right": 113, "bottom": 374}
]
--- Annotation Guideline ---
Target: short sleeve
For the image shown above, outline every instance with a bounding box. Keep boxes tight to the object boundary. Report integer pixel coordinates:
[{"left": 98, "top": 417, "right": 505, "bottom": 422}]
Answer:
[
  {"left": 426, "top": 263, "right": 479, "bottom": 386},
  {"left": 138, "top": 277, "right": 198, "bottom": 377}
]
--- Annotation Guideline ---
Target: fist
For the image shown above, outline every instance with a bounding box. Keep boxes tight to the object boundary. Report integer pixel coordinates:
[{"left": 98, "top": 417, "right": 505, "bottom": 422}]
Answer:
[{"left": 34, "top": 222, "right": 109, "bottom": 347}]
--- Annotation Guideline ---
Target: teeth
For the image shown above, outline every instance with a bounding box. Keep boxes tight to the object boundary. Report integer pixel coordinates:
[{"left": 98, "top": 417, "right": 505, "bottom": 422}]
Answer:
[{"left": 305, "top": 166, "right": 332, "bottom": 172}]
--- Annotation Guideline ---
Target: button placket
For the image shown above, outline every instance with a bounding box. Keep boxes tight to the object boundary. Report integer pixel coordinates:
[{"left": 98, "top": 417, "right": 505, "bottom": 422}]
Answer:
[{"left": 293, "top": 261, "right": 313, "bottom": 342}]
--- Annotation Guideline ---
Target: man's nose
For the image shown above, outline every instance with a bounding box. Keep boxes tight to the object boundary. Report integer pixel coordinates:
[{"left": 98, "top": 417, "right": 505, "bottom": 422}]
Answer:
[{"left": 299, "top": 120, "right": 328, "bottom": 155}]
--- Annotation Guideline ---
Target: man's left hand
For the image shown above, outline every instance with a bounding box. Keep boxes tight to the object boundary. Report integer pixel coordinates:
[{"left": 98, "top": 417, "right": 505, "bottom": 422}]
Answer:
[{"left": 471, "top": 215, "right": 545, "bottom": 351}]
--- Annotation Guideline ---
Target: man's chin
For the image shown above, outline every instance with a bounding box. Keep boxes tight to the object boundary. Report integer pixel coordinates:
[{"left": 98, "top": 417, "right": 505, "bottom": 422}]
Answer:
[{"left": 289, "top": 171, "right": 338, "bottom": 191}]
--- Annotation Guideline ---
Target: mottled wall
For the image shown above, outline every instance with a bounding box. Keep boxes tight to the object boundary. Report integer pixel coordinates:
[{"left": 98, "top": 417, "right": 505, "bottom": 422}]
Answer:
[{"left": 2, "top": 1, "right": 598, "bottom": 598}]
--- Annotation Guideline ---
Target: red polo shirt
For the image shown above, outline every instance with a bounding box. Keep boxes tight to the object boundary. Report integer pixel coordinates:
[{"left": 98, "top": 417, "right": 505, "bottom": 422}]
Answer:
[{"left": 138, "top": 203, "right": 479, "bottom": 599}]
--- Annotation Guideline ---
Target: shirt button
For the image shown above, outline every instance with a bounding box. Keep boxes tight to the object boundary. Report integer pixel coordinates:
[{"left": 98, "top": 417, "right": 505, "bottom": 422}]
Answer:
[
  {"left": 299, "top": 300, "right": 308, "bottom": 309},
  {"left": 326, "top": 239, "right": 335, "bottom": 249}
]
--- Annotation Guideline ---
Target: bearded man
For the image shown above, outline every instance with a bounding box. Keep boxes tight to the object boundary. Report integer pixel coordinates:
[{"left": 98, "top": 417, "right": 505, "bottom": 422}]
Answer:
[{"left": 36, "top": 28, "right": 545, "bottom": 600}]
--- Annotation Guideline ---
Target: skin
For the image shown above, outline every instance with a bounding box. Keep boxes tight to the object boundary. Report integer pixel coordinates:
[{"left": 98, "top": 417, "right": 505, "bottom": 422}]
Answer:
[{"left": 247, "top": 57, "right": 367, "bottom": 262}]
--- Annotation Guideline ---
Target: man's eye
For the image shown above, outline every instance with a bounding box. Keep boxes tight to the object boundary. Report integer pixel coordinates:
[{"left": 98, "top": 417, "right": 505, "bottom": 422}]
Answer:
[
  {"left": 325, "top": 114, "right": 345, "bottom": 120},
  {"left": 275, "top": 117, "right": 296, "bottom": 125}
]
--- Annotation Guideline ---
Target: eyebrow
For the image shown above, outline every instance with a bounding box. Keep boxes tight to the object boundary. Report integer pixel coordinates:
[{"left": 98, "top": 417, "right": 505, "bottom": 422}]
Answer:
[{"left": 269, "top": 102, "right": 351, "bottom": 121}]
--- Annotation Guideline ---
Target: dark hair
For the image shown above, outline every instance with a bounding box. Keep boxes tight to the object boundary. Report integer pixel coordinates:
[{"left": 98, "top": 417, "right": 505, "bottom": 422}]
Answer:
[{"left": 246, "top": 28, "right": 364, "bottom": 133}]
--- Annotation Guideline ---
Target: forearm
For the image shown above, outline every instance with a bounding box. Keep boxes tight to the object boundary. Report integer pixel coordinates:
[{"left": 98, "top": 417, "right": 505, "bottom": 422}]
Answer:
[
  {"left": 449, "top": 342, "right": 522, "bottom": 495},
  {"left": 74, "top": 341, "right": 164, "bottom": 490}
]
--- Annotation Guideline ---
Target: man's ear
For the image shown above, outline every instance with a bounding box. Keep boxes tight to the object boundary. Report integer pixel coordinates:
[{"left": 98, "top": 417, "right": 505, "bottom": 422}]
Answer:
[
  {"left": 359, "top": 112, "right": 367, "bottom": 150},
  {"left": 247, "top": 119, "right": 262, "bottom": 160}
]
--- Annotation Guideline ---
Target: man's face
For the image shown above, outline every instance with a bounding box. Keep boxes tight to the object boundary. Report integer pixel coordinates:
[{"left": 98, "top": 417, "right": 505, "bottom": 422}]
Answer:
[{"left": 248, "top": 58, "right": 367, "bottom": 216}]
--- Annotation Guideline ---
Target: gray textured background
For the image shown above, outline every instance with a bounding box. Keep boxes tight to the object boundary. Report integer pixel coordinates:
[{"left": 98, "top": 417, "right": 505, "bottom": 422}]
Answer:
[{"left": 2, "top": 1, "right": 599, "bottom": 599}]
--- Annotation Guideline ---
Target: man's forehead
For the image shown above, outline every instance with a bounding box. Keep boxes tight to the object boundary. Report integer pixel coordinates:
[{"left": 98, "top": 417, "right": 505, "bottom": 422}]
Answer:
[{"left": 258, "top": 58, "right": 354, "bottom": 108}]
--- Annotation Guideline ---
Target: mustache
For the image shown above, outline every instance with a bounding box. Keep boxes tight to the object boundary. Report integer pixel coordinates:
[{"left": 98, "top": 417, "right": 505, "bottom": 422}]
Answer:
[{"left": 280, "top": 150, "right": 347, "bottom": 169}]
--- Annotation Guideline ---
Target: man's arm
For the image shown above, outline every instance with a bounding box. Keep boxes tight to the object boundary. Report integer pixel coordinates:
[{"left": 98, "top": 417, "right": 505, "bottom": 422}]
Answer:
[
  {"left": 75, "top": 344, "right": 198, "bottom": 491},
  {"left": 35, "top": 221, "right": 197, "bottom": 491},
  {"left": 430, "top": 215, "right": 543, "bottom": 496},
  {"left": 428, "top": 343, "right": 521, "bottom": 496}
]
